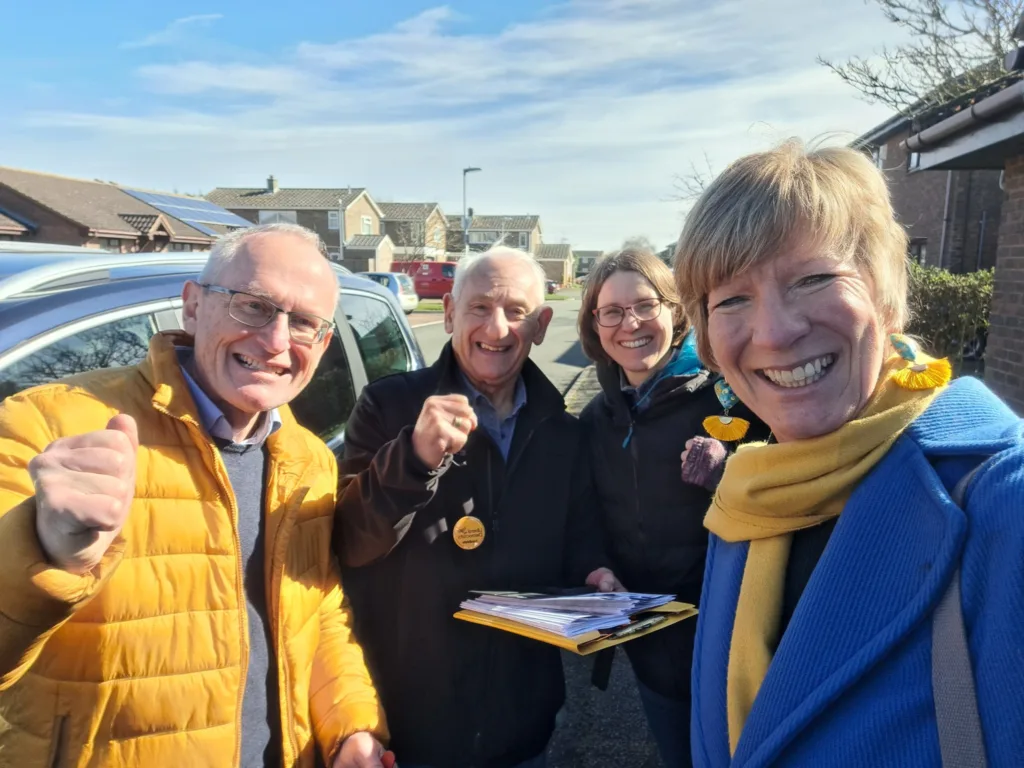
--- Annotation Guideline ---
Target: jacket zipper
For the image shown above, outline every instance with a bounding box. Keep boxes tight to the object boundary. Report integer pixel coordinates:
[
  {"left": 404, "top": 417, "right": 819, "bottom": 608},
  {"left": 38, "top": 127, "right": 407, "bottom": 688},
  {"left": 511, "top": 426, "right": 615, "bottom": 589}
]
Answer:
[{"left": 628, "top": 421, "right": 643, "bottom": 546}]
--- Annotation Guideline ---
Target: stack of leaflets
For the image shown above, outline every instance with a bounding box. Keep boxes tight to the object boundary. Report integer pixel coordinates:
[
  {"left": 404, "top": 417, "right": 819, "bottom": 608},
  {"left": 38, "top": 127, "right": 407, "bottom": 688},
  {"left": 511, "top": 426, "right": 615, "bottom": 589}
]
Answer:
[
  {"left": 455, "top": 590, "right": 697, "bottom": 655},
  {"left": 460, "top": 592, "right": 676, "bottom": 637}
]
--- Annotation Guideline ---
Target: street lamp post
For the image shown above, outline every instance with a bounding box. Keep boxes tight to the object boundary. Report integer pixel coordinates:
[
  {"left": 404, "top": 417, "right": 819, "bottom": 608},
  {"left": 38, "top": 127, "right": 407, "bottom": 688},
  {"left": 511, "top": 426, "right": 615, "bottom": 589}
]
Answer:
[{"left": 462, "top": 167, "right": 481, "bottom": 259}]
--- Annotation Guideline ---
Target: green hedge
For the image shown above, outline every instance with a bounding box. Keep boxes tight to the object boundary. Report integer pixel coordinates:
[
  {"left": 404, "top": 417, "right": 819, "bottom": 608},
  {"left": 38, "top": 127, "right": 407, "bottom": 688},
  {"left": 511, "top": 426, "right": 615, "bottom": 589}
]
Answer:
[{"left": 905, "top": 262, "right": 993, "bottom": 372}]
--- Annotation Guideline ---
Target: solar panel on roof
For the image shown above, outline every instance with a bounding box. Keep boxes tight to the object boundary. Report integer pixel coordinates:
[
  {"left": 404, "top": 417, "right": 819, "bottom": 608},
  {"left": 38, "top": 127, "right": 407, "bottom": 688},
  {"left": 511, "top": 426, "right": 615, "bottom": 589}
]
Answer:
[{"left": 122, "top": 189, "right": 252, "bottom": 237}]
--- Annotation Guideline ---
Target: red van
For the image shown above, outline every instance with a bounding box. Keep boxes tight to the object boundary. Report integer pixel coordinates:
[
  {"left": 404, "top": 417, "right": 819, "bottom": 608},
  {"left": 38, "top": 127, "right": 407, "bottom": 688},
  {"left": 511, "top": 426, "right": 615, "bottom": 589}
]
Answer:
[{"left": 397, "top": 261, "right": 457, "bottom": 299}]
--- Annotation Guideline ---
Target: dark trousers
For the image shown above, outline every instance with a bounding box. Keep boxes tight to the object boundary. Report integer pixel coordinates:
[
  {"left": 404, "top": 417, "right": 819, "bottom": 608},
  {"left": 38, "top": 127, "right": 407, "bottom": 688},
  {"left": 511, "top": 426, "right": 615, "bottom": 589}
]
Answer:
[{"left": 636, "top": 678, "right": 693, "bottom": 768}]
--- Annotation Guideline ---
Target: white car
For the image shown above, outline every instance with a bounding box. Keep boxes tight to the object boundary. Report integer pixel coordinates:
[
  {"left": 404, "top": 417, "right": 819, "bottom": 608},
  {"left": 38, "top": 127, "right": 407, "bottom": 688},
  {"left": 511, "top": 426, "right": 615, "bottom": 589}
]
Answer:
[{"left": 358, "top": 271, "right": 420, "bottom": 314}]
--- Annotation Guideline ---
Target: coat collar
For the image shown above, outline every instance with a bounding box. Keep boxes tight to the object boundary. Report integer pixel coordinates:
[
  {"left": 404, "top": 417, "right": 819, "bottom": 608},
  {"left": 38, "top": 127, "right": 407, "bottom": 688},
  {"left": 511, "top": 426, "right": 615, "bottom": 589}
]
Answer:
[
  {"left": 431, "top": 340, "right": 566, "bottom": 420},
  {"left": 595, "top": 357, "right": 711, "bottom": 428},
  {"left": 728, "top": 378, "right": 1020, "bottom": 766},
  {"left": 140, "top": 332, "right": 311, "bottom": 476}
]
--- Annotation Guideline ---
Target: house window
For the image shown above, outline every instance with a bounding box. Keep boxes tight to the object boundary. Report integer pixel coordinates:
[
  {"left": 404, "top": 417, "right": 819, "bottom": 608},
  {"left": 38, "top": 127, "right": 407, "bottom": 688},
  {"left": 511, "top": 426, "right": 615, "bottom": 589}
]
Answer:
[
  {"left": 258, "top": 210, "right": 298, "bottom": 225},
  {"left": 170, "top": 243, "right": 191, "bottom": 252},
  {"left": 0, "top": 235, "right": 13, "bottom": 241},
  {"left": 468, "top": 231, "right": 493, "bottom": 244},
  {"left": 361, "top": 216, "right": 373, "bottom": 235},
  {"left": 871, "top": 144, "right": 887, "bottom": 170},
  {"left": 907, "top": 152, "right": 921, "bottom": 171},
  {"left": 328, "top": 211, "right": 340, "bottom": 231},
  {"left": 105, "top": 238, "right": 123, "bottom": 251},
  {"left": 909, "top": 239, "right": 927, "bottom": 265},
  {"left": 518, "top": 232, "right": 529, "bottom": 249}
]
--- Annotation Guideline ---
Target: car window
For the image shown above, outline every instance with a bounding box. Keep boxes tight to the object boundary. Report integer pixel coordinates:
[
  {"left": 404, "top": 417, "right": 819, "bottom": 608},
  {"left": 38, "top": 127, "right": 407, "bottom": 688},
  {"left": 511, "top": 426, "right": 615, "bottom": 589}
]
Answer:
[
  {"left": 343, "top": 292, "right": 413, "bottom": 383},
  {"left": 289, "top": 333, "right": 357, "bottom": 442},
  {"left": 0, "top": 313, "right": 156, "bottom": 400},
  {"left": 365, "top": 274, "right": 389, "bottom": 287},
  {"left": 395, "top": 274, "right": 414, "bottom": 291},
  {"left": 441, "top": 264, "right": 456, "bottom": 279}
]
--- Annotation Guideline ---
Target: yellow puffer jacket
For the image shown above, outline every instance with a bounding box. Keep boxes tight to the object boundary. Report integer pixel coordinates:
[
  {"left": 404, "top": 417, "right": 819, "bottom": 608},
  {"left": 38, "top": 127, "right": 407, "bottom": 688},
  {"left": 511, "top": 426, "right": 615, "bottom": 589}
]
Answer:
[{"left": 0, "top": 333, "right": 386, "bottom": 767}]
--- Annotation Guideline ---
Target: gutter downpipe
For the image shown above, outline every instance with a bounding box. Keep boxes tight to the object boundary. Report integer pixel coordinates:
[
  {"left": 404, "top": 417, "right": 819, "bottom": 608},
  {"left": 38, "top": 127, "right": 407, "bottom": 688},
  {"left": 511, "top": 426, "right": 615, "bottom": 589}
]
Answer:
[{"left": 938, "top": 171, "right": 953, "bottom": 269}]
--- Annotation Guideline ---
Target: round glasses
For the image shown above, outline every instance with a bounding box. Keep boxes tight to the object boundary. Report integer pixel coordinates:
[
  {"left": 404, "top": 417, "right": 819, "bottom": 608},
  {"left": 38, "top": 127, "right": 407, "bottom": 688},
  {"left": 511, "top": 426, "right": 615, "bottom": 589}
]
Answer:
[
  {"left": 199, "top": 284, "right": 333, "bottom": 344},
  {"left": 592, "top": 298, "right": 664, "bottom": 328}
]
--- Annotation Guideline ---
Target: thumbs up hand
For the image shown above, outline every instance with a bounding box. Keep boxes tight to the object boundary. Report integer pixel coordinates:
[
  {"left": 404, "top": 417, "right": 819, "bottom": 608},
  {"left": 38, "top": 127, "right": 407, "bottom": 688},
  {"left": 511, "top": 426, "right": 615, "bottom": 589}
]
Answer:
[{"left": 29, "top": 414, "right": 139, "bottom": 574}]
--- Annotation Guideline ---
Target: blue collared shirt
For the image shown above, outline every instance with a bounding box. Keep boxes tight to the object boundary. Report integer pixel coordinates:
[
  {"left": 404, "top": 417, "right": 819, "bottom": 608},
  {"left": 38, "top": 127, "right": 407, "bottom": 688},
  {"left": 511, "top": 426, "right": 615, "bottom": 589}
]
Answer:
[
  {"left": 460, "top": 373, "right": 527, "bottom": 461},
  {"left": 176, "top": 350, "right": 282, "bottom": 446}
]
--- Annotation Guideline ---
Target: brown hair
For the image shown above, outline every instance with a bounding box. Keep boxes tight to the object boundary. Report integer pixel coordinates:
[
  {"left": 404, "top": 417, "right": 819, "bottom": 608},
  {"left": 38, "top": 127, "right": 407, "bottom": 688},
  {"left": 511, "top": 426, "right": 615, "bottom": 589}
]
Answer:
[
  {"left": 578, "top": 246, "right": 689, "bottom": 365},
  {"left": 673, "top": 138, "right": 909, "bottom": 368}
]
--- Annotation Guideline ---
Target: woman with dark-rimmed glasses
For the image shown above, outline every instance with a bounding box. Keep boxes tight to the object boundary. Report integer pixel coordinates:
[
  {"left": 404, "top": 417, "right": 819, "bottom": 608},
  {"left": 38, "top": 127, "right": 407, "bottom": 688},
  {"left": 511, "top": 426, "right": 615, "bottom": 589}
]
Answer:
[{"left": 576, "top": 247, "right": 766, "bottom": 767}]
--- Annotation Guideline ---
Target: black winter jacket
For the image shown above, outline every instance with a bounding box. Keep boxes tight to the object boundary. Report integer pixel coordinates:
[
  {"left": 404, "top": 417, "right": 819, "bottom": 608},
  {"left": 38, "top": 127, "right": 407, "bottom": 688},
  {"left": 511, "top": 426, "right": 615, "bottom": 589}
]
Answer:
[
  {"left": 335, "top": 343, "right": 604, "bottom": 768},
  {"left": 579, "top": 361, "right": 767, "bottom": 700}
]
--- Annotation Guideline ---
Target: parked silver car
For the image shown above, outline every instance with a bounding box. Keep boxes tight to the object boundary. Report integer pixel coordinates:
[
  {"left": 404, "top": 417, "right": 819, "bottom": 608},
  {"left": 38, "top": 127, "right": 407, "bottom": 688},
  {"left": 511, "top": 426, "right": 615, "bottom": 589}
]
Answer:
[{"left": 0, "top": 251, "right": 426, "bottom": 454}]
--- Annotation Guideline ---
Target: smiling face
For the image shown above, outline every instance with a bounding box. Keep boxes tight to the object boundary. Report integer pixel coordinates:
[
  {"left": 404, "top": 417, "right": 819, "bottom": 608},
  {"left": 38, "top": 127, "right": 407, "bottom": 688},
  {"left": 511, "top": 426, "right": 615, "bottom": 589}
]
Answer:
[
  {"left": 705, "top": 234, "right": 888, "bottom": 442},
  {"left": 181, "top": 232, "right": 337, "bottom": 433},
  {"left": 595, "top": 270, "right": 674, "bottom": 386},
  {"left": 443, "top": 255, "right": 553, "bottom": 397}
]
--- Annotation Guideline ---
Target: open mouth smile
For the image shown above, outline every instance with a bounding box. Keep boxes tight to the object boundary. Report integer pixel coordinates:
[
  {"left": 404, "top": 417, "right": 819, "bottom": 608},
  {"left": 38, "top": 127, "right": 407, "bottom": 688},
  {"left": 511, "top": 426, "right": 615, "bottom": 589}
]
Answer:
[
  {"left": 758, "top": 354, "right": 835, "bottom": 388},
  {"left": 234, "top": 353, "right": 289, "bottom": 376},
  {"left": 619, "top": 336, "right": 652, "bottom": 349}
]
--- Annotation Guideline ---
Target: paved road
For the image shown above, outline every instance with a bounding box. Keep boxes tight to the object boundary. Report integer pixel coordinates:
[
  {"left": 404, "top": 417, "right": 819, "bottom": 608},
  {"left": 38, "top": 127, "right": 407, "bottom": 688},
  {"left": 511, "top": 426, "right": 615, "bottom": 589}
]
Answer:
[
  {"left": 413, "top": 290, "right": 665, "bottom": 768},
  {"left": 412, "top": 291, "right": 591, "bottom": 394}
]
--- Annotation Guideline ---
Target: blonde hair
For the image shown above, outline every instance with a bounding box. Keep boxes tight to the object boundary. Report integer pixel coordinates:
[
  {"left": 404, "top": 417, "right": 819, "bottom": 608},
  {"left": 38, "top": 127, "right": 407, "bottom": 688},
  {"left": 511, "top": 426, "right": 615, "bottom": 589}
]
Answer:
[
  {"left": 673, "top": 138, "right": 909, "bottom": 367},
  {"left": 578, "top": 246, "right": 688, "bottom": 365}
]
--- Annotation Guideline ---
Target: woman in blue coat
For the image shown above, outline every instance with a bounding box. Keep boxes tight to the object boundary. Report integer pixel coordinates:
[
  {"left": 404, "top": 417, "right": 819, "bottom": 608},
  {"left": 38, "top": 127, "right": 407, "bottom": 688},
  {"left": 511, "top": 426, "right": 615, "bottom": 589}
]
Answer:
[{"left": 673, "top": 139, "right": 1024, "bottom": 767}]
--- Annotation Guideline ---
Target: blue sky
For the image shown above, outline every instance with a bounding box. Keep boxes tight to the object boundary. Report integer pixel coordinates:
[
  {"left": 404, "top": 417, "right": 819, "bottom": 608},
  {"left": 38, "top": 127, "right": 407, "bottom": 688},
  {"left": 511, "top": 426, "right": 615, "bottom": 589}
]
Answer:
[{"left": 3, "top": 0, "right": 907, "bottom": 250}]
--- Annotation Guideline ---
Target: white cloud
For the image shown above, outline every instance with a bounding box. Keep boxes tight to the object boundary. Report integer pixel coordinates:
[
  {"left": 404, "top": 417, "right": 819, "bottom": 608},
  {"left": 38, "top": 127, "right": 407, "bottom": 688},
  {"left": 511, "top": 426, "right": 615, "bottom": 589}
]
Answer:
[
  {"left": 18, "top": 0, "right": 909, "bottom": 250},
  {"left": 120, "top": 14, "right": 223, "bottom": 50}
]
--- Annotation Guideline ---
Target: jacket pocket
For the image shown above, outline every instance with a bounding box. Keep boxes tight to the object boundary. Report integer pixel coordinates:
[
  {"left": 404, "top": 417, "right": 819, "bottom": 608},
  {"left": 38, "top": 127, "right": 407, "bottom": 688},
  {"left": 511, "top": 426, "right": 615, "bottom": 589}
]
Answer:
[{"left": 48, "top": 714, "right": 69, "bottom": 768}]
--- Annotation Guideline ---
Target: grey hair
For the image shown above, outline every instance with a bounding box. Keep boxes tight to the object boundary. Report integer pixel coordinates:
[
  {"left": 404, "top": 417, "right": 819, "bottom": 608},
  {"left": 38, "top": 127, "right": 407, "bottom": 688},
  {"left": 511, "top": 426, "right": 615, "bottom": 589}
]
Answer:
[
  {"left": 199, "top": 222, "right": 331, "bottom": 284},
  {"left": 451, "top": 246, "right": 547, "bottom": 302}
]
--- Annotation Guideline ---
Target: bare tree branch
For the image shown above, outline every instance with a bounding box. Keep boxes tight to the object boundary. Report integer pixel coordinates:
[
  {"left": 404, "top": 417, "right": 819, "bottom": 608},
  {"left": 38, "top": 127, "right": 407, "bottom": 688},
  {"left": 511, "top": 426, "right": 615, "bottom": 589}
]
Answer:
[
  {"left": 672, "top": 152, "right": 717, "bottom": 202},
  {"left": 820, "top": 0, "right": 1024, "bottom": 114}
]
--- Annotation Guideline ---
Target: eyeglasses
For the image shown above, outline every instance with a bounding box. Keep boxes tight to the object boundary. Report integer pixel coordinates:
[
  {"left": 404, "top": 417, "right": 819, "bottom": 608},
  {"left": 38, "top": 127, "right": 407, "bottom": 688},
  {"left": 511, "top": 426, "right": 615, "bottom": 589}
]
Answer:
[
  {"left": 593, "top": 298, "right": 665, "bottom": 328},
  {"left": 198, "top": 284, "right": 334, "bottom": 344}
]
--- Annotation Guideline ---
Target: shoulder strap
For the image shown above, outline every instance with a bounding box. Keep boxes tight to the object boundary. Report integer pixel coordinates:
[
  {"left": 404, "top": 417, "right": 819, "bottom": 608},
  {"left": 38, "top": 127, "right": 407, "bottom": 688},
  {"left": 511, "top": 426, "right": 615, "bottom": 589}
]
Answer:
[{"left": 932, "top": 462, "right": 989, "bottom": 768}]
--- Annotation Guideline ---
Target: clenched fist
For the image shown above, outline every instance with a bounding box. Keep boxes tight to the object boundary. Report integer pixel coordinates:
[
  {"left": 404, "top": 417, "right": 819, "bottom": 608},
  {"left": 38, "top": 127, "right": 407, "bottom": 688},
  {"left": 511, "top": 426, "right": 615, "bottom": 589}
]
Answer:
[
  {"left": 411, "top": 395, "right": 478, "bottom": 469},
  {"left": 28, "top": 414, "right": 139, "bottom": 575}
]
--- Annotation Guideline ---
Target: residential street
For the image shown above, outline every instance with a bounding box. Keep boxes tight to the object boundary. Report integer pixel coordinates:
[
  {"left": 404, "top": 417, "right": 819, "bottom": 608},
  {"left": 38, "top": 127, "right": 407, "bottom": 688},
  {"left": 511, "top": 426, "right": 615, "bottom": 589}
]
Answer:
[{"left": 413, "top": 289, "right": 665, "bottom": 767}]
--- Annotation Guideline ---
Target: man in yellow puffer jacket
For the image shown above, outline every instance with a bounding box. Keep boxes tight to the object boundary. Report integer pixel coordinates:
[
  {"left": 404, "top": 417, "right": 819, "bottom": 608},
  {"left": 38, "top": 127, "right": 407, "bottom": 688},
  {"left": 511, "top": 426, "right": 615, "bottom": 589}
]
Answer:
[{"left": 0, "top": 224, "right": 388, "bottom": 767}]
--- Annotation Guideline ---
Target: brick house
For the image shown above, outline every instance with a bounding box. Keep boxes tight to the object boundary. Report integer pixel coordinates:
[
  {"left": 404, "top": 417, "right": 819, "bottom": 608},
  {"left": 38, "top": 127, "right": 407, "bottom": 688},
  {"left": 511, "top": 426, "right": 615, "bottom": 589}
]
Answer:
[
  {"left": 0, "top": 166, "right": 229, "bottom": 251},
  {"left": 573, "top": 250, "right": 603, "bottom": 279},
  {"left": 536, "top": 243, "right": 575, "bottom": 286},
  {"left": 445, "top": 214, "right": 542, "bottom": 255},
  {"left": 206, "top": 177, "right": 388, "bottom": 264},
  {"left": 852, "top": 116, "right": 1003, "bottom": 272},
  {"left": 379, "top": 202, "right": 447, "bottom": 261},
  {"left": 903, "top": 75, "right": 1024, "bottom": 413}
]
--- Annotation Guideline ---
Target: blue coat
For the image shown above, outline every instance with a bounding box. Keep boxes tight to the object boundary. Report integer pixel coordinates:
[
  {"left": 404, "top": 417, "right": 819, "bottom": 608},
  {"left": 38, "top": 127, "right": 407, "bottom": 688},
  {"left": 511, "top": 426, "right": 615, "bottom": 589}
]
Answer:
[{"left": 692, "top": 377, "right": 1024, "bottom": 767}]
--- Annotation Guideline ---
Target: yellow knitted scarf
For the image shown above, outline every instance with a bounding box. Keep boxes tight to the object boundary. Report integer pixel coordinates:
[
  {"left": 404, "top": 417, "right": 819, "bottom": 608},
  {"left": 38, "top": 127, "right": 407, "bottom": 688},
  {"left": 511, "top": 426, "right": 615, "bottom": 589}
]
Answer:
[{"left": 705, "top": 354, "right": 946, "bottom": 755}]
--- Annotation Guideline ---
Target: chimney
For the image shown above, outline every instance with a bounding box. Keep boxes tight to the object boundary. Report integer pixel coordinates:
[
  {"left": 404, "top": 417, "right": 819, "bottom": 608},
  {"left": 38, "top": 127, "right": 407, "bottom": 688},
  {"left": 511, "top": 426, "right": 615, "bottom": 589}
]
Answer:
[{"left": 267, "top": 175, "right": 279, "bottom": 194}]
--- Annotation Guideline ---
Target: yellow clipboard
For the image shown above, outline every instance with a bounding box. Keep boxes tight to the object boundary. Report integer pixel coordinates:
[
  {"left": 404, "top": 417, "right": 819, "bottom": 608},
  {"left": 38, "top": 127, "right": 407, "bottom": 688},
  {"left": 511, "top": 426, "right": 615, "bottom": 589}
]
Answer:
[{"left": 453, "top": 601, "right": 697, "bottom": 655}]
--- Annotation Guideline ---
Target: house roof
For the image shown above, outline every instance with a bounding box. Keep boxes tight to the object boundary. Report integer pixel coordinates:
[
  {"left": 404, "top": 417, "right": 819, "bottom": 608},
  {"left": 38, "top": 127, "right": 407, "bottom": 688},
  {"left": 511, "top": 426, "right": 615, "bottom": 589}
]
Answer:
[
  {"left": 345, "top": 234, "right": 387, "bottom": 250},
  {"left": 905, "top": 77, "right": 1024, "bottom": 170},
  {"left": 0, "top": 210, "right": 30, "bottom": 234},
  {"left": 379, "top": 202, "right": 440, "bottom": 221},
  {"left": 536, "top": 243, "right": 573, "bottom": 260},
  {"left": 0, "top": 166, "right": 212, "bottom": 241},
  {"left": 118, "top": 213, "right": 160, "bottom": 234},
  {"left": 206, "top": 186, "right": 368, "bottom": 211},
  {"left": 446, "top": 214, "right": 541, "bottom": 231},
  {"left": 853, "top": 71, "right": 1024, "bottom": 149}
]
